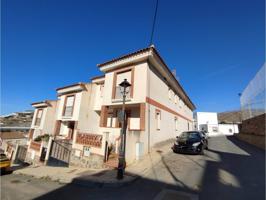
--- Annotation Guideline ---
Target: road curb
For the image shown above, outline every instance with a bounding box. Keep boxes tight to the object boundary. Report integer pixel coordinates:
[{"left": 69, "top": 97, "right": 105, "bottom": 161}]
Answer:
[{"left": 13, "top": 170, "right": 140, "bottom": 188}]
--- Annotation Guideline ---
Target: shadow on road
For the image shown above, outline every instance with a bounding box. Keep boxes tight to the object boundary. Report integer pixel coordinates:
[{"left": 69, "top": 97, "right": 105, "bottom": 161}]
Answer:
[
  {"left": 199, "top": 136, "right": 265, "bottom": 200},
  {"left": 13, "top": 135, "right": 264, "bottom": 200}
]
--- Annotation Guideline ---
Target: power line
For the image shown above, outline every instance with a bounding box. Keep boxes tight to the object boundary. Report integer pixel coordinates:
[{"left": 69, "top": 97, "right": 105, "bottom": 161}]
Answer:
[{"left": 149, "top": 0, "right": 159, "bottom": 46}]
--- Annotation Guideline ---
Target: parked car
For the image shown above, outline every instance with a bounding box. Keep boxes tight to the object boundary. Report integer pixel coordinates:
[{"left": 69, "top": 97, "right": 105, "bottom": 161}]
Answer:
[
  {"left": 0, "top": 153, "right": 11, "bottom": 173},
  {"left": 172, "top": 131, "right": 208, "bottom": 155},
  {"left": 200, "top": 131, "right": 209, "bottom": 139}
]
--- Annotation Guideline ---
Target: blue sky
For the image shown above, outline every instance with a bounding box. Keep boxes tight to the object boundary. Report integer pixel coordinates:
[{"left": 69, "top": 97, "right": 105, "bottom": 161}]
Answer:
[{"left": 1, "top": 0, "right": 265, "bottom": 114}]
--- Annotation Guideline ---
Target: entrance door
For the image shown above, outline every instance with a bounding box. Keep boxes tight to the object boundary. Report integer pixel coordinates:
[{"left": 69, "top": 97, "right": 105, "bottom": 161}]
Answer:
[
  {"left": 40, "top": 147, "right": 47, "bottom": 162},
  {"left": 68, "top": 121, "right": 75, "bottom": 139}
]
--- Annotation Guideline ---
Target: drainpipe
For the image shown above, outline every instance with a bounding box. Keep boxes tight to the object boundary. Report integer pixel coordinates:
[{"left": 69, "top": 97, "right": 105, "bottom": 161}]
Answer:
[{"left": 147, "top": 61, "right": 151, "bottom": 153}]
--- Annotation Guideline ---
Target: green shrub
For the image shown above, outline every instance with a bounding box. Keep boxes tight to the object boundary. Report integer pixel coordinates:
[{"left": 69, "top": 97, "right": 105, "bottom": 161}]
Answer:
[{"left": 33, "top": 134, "right": 50, "bottom": 142}]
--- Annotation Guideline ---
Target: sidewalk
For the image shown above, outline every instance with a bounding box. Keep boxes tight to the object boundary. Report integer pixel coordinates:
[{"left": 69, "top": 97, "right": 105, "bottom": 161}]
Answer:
[{"left": 13, "top": 139, "right": 174, "bottom": 188}]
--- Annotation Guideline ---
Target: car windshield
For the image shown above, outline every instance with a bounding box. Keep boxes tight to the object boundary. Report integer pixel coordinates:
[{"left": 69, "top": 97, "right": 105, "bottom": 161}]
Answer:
[{"left": 179, "top": 132, "right": 200, "bottom": 139}]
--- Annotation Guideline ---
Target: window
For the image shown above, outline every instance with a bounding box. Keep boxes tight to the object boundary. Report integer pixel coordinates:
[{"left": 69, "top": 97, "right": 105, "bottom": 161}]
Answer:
[
  {"left": 174, "top": 117, "right": 178, "bottom": 131},
  {"left": 212, "top": 127, "right": 218, "bottom": 132},
  {"left": 35, "top": 109, "right": 43, "bottom": 126},
  {"left": 107, "top": 110, "right": 117, "bottom": 128},
  {"left": 113, "top": 70, "right": 132, "bottom": 99},
  {"left": 156, "top": 110, "right": 161, "bottom": 130},
  {"left": 187, "top": 122, "right": 190, "bottom": 131},
  {"left": 174, "top": 95, "right": 178, "bottom": 104},
  {"left": 63, "top": 95, "right": 75, "bottom": 117},
  {"left": 168, "top": 89, "right": 172, "bottom": 100},
  {"left": 100, "top": 84, "right": 104, "bottom": 97},
  {"left": 179, "top": 98, "right": 183, "bottom": 108}
]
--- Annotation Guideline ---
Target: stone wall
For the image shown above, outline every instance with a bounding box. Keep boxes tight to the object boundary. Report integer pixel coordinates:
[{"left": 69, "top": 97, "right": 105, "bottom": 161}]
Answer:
[
  {"left": 240, "top": 113, "right": 265, "bottom": 136},
  {"left": 237, "top": 113, "right": 265, "bottom": 150},
  {"left": 69, "top": 151, "right": 105, "bottom": 169},
  {"left": 24, "top": 152, "right": 44, "bottom": 166},
  {"left": 236, "top": 133, "right": 265, "bottom": 150}
]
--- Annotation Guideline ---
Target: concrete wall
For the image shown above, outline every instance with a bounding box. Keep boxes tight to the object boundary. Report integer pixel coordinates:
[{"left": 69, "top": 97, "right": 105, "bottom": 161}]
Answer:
[
  {"left": 76, "top": 84, "right": 101, "bottom": 134},
  {"left": 218, "top": 124, "right": 239, "bottom": 135},
  {"left": 236, "top": 113, "right": 265, "bottom": 150},
  {"left": 31, "top": 101, "right": 57, "bottom": 138},
  {"left": 43, "top": 101, "right": 57, "bottom": 135},
  {"left": 145, "top": 63, "right": 193, "bottom": 148},
  {"left": 72, "top": 83, "right": 103, "bottom": 156},
  {"left": 240, "top": 113, "right": 265, "bottom": 136},
  {"left": 196, "top": 112, "right": 218, "bottom": 130},
  {"left": 102, "top": 62, "right": 148, "bottom": 106},
  {"left": 148, "top": 65, "right": 193, "bottom": 121},
  {"left": 56, "top": 92, "right": 82, "bottom": 121}
]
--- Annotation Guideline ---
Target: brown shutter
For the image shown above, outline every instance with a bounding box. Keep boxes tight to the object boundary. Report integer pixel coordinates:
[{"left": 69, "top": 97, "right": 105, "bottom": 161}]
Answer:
[
  {"left": 54, "top": 120, "right": 61, "bottom": 135},
  {"left": 100, "top": 106, "right": 108, "bottom": 127},
  {"left": 140, "top": 103, "right": 146, "bottom": 131},
  {"left": 28, "top": 129, "right": 34, "bottom": 139}
]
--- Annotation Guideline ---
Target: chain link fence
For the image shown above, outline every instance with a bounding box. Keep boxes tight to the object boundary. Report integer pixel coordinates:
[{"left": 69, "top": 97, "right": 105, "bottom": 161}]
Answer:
[{"left": 240, "top": 64, "right": 265, "bottom": 121}]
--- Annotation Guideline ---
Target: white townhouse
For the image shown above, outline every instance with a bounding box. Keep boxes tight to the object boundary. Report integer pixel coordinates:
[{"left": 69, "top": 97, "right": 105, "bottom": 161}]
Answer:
[
  {"left": 94, "top": 46, "right": 196, "bottom": 166},
  {"left": 26, "top": 100, "right": 57, "bottom": 164},
  {"left": 26, "top": 46, "right": 196, "bottom": 168}
]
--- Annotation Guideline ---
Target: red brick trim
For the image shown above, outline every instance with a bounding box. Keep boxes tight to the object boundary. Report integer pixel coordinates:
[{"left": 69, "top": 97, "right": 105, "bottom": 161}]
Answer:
[
  {"left": 140, "top": 103, "right": 145, "bottom": 131},
  {"left": 28, "top": 129, "right": 34, "bottom": 139},
  {"left": 100, "top": 106, "right": 108, "bottom": 127},
  {"left": 30, "top": 141, "right": 41, "bottom": 151},
  {"left": 146, "top": 97, "right": 192, "bottom": 122},
  {"left": 76, "top": 132, "right": 102, "bottom": 148}
]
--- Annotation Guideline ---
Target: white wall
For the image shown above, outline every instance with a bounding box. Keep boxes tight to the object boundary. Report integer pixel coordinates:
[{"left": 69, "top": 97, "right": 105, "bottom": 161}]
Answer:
[
  {"left": 196, "top": 112, "right": 218, "bottom": 125},
  {"left": 218, "top": 124, "right": 239, "bottom": 135},
  {"left": 72, "top": 83, "right": 103, "bottom": 156},
  {"left": 31, "top": 101, "right": 57, "bottom": 137},
  {"left": 76, "top": 84, "right": 101, "bottom": 134},
  {"left": 146, "top": 63, "right": 193, "bottom": 147},
  {"left": 56, "top": 92, "right": 82, "bottom": 121},
  {"left": 102, "top": 62, "right": 148, "bottom": 106},
  {"left": 43, "top": 101, "right": 57, "bottom": 135},
  {"left": 196, "top": 112, "right": 218, "bottom": 129}
]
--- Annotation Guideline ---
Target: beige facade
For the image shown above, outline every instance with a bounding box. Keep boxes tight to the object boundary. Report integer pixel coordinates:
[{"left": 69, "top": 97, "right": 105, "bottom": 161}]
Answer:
[
  {"left": 27, "top": 46, "right": 195, "bottom": 167},
  {"left": 26, "top": 100, "right": 57, "bottom": 163}
]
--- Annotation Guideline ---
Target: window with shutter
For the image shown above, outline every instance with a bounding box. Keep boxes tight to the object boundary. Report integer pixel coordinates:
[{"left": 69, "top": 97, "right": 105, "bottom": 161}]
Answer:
[
  {"left": 63, "top": 95, "right": 75, "bottom": 117},
  {"left": 35, "top": 109, "right": 43, "bottom": 126}
]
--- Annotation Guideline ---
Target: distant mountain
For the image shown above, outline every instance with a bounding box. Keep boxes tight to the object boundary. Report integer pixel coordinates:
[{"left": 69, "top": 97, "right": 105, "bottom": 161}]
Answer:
[
  {"left": 218, "top": 110, "right": 242, "bottom": 123},
  {"left": 0, "top": 111, "right": 34, "bottom": 127}
]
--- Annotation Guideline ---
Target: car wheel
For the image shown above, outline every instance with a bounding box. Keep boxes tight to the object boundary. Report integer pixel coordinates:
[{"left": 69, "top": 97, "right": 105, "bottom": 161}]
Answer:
[{"left": 199, "top": 146, "right": 204, "bottom": 155}]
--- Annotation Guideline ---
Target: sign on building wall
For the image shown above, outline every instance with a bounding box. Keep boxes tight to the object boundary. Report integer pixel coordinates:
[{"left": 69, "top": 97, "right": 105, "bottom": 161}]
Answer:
[
  {"left": 83, "top": 146, "right": 90, "bottom": 157},
  {"left": 76, "top": 132, "right": 102, "bottom": 148}
]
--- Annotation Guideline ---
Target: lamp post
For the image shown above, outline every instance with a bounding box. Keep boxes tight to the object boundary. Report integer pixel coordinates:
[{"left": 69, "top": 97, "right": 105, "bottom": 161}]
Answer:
[{"left": 117, "top": 79, "right": 131, "bottom": 180}]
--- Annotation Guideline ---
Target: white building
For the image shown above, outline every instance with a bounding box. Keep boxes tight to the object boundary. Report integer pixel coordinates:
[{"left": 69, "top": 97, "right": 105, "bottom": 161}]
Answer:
[
  {"left": 27, "top": 46, "right": 196, "bottom": 168},
  {"left": 195, "top": 112, "right": 239, "bottom": 136}
]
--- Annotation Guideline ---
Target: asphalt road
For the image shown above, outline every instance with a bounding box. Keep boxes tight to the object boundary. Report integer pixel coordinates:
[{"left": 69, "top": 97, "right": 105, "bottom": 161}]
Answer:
[{"left": 1, "top": 136, "right": 265, "bottom": 200}]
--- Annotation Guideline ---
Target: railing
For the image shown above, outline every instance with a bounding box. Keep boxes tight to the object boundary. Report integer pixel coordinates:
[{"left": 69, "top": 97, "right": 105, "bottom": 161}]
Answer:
[{"left": 114, "top": 86, "right": 131, "bottom": 100}]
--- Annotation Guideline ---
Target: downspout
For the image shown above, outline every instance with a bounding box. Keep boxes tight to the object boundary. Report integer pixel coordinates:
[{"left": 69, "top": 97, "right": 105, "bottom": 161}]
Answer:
[{"left": 147, "top": 60, "right": 151, "bottom": 153}]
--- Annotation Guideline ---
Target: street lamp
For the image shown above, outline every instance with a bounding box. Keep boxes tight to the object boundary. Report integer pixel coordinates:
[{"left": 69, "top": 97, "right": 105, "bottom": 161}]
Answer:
[{"left": 117, "top": 79, "right": 131, "bottom": 180}]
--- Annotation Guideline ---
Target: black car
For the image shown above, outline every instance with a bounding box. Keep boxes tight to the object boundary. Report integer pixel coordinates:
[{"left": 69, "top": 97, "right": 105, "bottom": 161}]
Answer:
[{"left": 172, "top": 131, "right": 208, "bottom": 154}]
